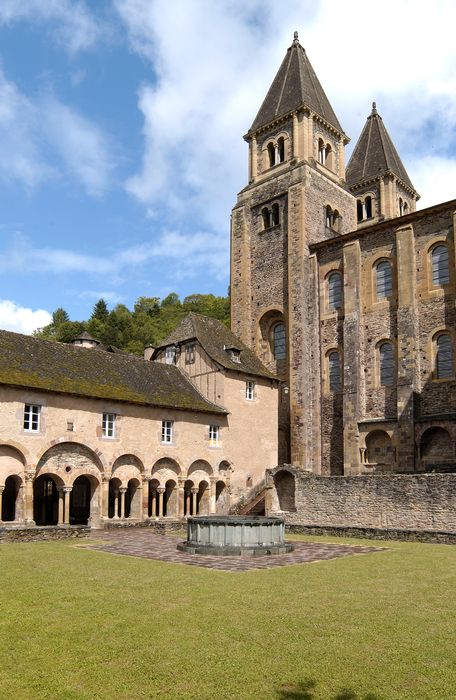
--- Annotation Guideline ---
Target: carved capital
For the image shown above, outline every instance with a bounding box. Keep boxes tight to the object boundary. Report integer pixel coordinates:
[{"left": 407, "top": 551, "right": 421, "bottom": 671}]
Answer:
[{"left": 25, "top": 471, "right": 35, "bottom": 482}]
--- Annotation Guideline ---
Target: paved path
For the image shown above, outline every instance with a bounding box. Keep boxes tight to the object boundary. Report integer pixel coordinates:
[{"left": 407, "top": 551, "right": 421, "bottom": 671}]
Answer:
[{"left": 85, "top": 529, "right": 386, "bottom": 572}]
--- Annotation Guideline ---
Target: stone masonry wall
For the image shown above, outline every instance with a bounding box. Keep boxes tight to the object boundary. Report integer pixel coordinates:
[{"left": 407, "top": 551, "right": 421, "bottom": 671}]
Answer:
[{"left": 274, "top": 469, "right": 456, "bottom": 532}]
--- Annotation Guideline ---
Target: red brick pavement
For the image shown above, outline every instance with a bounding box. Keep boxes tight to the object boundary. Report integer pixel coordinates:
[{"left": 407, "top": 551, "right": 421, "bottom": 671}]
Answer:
[{"left": 84, "top": 529, "right": 386, "bottom": 572}]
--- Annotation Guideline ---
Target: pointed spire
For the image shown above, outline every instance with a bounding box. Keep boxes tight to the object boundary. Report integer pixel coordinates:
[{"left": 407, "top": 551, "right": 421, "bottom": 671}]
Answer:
[
  {"left": 346, "top": 103, "right": 417, "bottom": 193},
  {"left": 250, "top": 36, "right": 344, "bottom": 134}
]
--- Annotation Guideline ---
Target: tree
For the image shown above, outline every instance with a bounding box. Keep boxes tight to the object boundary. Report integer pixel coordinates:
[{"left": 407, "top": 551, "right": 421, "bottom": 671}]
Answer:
[
  {"left": 91, "top": 299, "right": 109, "bottom": 322},
  {"left": 52, "top": 308, "right": 70, "bottom": 327}
]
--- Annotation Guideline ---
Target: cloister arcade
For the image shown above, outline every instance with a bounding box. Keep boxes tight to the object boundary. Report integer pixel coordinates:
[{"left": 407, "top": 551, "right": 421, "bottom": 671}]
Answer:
[{"left": 0, "top": 442, "right": 230, "bottom": 527}]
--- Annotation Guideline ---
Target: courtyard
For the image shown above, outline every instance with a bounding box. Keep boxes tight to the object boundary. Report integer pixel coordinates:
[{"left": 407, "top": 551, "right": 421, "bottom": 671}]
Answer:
[{"left": 0, "top": 533, "right": 455, "bottom": 699}]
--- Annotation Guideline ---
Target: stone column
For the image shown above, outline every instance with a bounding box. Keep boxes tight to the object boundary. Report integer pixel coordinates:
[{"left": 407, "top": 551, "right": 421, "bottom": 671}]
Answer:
[
  {"left": 157, "top": 486, "right": 165, "bottom": 518},
  {"left": 177, "top": 478, "right": 185, "bottom": 518},
  {"left": 191, "top": 487, "right": 198, "bottom": 516},
  {"left": 184, "top": 489, "right": 191, "bottom": 517},
  {"left": 292, "top": 112, "right": 298, "bottom": 159},
  {"left": 63, "top": 486, "right": 72, "bottom": 525},
  {"left": 58, "top": 489, "right": 64, "bottom": 525},
  {"left": 142, "top": 478, "right": 150, "bottom": 519},
  {"left": 209, "top": 477, "right": 216, "bottom": 515},
  {"left": 342, "top": 240, "right": 364, "bottom": 474},
  {"left": 119, "top": 487, "right": 127, "bottom": 519},
  {"left": 101, "top": 477, "right": 109, "bottom": 521},
  {"left": 24, "top": 471, "right": 35, "bottom": 524},
  {"left": 0, "top": 485, "right": 4, "bottom": 522},
  {"left": 395, "top": 223, "right": 418, "bottom": 472},
  {"left": 150, "top": 488, "right": 157, "bottom": 518},
  {"left": 135, "top": 485, "right": 143, "bottom": 520},
  {"left": 250, "top": 135, "right": 257, "bottom": 183}
]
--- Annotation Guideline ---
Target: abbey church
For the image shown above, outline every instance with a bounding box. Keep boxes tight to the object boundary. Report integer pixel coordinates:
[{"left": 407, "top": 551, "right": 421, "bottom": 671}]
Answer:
[
  {"left": 0, "top": 33, "right": 455, "bottom": 532},
  {"left": 231, "top": 32, "right": 456, "bottom": 478}
]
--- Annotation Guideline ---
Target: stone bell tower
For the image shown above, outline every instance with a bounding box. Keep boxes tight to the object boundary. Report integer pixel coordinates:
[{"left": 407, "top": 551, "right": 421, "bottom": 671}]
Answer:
[{"left": 230, "top": 32, "right": 357, "bottom": 470}]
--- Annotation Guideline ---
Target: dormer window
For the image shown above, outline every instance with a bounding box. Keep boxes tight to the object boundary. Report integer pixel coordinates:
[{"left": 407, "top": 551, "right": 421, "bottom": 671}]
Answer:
[
  {"left": 224, "top": 345, "right": 241, "bottom": 363},
  {"left": 185, "top": 343, "right": 195, "bottom": 365},
  {"left": 165, "top": 345, "right": 177, "bottom": 365}
]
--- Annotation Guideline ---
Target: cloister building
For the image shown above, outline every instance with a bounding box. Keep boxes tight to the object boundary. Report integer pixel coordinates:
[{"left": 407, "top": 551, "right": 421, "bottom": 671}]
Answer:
[{"left": 0, "top": 315, "right": 278, "bottom": 527}]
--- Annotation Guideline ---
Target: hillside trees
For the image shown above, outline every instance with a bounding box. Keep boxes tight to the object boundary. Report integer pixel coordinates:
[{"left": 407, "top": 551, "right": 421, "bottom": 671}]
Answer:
[{"left": 35, "top": 292, "right": 230, "bottom": 355}]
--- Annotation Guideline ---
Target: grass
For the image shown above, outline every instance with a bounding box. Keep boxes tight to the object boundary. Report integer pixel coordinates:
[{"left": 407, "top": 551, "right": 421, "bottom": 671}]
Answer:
[{"left": 0, "top": 534, "right": 455, "bottom": 700}]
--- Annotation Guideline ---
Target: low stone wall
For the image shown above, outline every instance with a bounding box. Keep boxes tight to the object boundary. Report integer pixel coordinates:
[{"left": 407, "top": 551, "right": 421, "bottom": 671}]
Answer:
[
  {"left": 102, "top": 518, "right": 184, "bottom": 534},
  {"left": 268, "top": 467, "right": 456, "bottom": 536},
  {"left": 0, "top": 526, "right": 90, "bottom": 543},
  {"left": 286, "top": 524, "right": 456, "bottom": 544}
]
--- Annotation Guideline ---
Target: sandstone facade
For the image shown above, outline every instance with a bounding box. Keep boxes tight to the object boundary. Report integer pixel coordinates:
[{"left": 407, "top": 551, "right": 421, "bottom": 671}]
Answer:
[{"left": 231, "top": 33, "right": 456, "bottom": 479}]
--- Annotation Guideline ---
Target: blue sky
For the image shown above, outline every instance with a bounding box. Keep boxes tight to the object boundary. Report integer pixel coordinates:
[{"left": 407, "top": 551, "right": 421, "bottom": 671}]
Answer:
[{"left": 0, "top": 0, "right": 455, "bottom": 333}]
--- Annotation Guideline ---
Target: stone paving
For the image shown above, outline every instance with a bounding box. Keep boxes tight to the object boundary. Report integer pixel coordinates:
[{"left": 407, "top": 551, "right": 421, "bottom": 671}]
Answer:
[{"left": 84, "top": 529, "right": 386, "bottom": 572}]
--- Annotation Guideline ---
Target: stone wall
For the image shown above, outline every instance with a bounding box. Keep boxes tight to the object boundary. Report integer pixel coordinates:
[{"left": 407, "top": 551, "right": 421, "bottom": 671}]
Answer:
[
  {"left": 0, "top": 525, "right": 90, "bottom": 543},
  {"left": 268, "top": 467, "right": 456, "bottom": 533}
]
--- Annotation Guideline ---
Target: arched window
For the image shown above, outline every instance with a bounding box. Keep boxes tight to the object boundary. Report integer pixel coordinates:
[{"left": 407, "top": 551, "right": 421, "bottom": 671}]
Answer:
[
  {"left": 277, "top": 137, "right": 285, "bottom": 163},
  {"left": 273, "top": 323, "right": 286, "bottom": 360},
  {"left": 376, "top": 260, "right": 393, "bottom": 300},
  {"left": 267, "top": 142, "right": 275, "bottom": 168},
  {"left": 325, "top": 144, "right": 333, "bottom": 170},
  {"left": 357, "top": 200, "right": 363, "bottom": 222},
  {"left": 365, "top": 196, "right": 372, "bottom": 219},
  {"left": 328, "top": 350, "right": 341, "bottom": 392},
  {"left": 403, "top": 202, "right": 408, "bottom": 214},
  {"left": 328, "top": 272, "right": 342, "bottom": 310},
  {"left": 399, "top": 197, "right": 404, "bottom": 216},
  {"left": 318, "top": 138, "right": 326, "bottom": 165},
  {"left": 262, "top": 207, "right": 271, "bottom": 230},
  {"left": 272, "top": 203, "right": 280, "bottom": 226},
  {"left": 379, "top": 341, "right": 394, "bottom": 386},
  {"left": 431, "top": 244, "right": 450, "bottom": 286},
  {"left": 435, "top": 333, "right": 452, "bottom": 378}
]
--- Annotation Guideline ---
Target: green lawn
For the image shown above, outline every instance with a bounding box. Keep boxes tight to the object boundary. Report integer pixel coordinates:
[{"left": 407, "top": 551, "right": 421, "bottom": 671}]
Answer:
[{"left": 0, "top": 535, "right": 455, "bottom": 700}]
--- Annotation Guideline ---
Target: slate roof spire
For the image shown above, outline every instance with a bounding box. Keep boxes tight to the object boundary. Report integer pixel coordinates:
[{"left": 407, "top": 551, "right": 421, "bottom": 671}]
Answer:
[
  {"left": 346, "top": 102, "right": 418, "bottom": 194},
  {"left": 250, "top": 32, "right": 344, "bottom": 135}
]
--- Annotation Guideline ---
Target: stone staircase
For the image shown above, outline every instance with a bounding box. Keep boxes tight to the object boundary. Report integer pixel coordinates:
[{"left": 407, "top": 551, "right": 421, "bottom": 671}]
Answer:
[{"left": 229, "top": 478, "right": 267, "bottom": 516}]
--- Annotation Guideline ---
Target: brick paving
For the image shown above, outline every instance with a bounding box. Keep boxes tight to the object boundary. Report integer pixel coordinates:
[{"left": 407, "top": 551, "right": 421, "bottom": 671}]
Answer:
[{"left": 84, "top": 529, "right": 386, "bottom": 572}]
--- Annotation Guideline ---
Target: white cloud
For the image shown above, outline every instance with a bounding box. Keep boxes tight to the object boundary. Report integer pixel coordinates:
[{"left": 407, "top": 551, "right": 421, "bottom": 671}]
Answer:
[
  {"left": 0, "top": 300, "right": 51, "bottom": 334},
  {"left": 115, "top": 0, "right": 456, "bottom": 229},
  {"left": 41, "top": 96, "right": 114, "bottom": 196},
  {"left": 76, "top": 289, "right": 125, "bottom": 304},
  {"left": 0, "top": 69, "right": 113, "bottom": 195},
  {"left": 0, "top": 0, "right": 102, "bottom": 54},
  {"left": 0, "top": 228, "right": 229, "bottom": 282}
]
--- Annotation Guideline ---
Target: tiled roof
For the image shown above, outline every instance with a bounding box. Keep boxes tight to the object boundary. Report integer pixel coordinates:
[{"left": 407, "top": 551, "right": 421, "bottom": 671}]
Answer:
[
  {"left": 0, "top": 329, "right": 226, "bottom": 414},
  {"left": 346, "top": 103, "right": 417, "bottom": 193},
  {"left": 250, "top": 33, "right": 344, "bottom": 134},
  {"left": 156, "top": 313, "right": 277, "bottom": 380}
]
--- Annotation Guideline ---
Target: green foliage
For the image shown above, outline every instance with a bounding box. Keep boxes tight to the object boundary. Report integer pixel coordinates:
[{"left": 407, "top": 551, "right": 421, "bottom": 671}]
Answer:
[{"left": 35, "top": 292, "right": 230, "bottom": 354}]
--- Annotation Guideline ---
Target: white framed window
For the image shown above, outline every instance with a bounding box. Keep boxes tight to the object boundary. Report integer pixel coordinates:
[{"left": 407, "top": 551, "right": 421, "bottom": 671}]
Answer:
[
  {"left": 245, "top": 380, "right": 255, "bottom": 400},
  {"left": 185, "top": 343, "right": 195, "bottom": 365},
  {"left": 165, "top": 346, "right": 177, "bottom": 365},
  {"left": 102, "top": 413, "right": 116, "bottom": 438},
  {"left": 161, "top": 420, "right": 173, "bottom": 444},
  {"left": 209, "top": 425, "right": 220, "bottom": 447},
  {"left": 24, "top": 404, "right": 41, "bottom": 432}
]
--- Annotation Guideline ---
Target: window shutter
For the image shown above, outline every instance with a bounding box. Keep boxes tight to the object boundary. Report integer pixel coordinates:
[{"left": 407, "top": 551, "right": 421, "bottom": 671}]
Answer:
[
  {"left": 379, "top": 342, "right": 394, "bottom": 386},
  {"left": 376, "top": 260, "right": 392, "bottom": 299},
  {"left": 328, "top": 272, "right": 342, "bottom": 310},
  {"left": 328, "top": 351, "right": 341, "bottom": 391},
  {"left": 436, "top": 334, "right": 452, "bottom": 378},
  {"left": 431, "top": 245, "right": 450, "bottom": 286}
]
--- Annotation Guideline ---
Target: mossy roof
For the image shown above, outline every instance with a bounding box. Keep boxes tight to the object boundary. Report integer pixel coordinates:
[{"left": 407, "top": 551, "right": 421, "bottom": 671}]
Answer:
[
  {"left": 155, "top": 313, "right": 277, "bottom": 380},
  {"left": 0, "top": 329, "right": 226, "bottom": 415}
]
